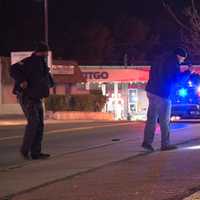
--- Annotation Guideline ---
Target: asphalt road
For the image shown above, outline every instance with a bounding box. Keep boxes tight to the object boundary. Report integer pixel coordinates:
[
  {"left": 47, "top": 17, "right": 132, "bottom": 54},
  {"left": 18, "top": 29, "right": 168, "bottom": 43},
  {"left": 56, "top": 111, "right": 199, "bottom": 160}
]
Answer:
[
  {"left": 1, "top": 121, "right": 200, "bottom": 200},
  {"left": 0, "top": 121, "right": 144, "bottom": 168},
  {"left": 0, "top": 121, "right": 189, "bottom": 168}
]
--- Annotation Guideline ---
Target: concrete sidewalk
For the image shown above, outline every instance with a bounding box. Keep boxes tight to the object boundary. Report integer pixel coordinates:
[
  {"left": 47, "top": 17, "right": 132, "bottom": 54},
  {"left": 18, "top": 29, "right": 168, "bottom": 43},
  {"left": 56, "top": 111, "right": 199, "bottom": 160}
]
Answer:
[{"left": 1, "top": 123, "right": 200, "bottom": 200}]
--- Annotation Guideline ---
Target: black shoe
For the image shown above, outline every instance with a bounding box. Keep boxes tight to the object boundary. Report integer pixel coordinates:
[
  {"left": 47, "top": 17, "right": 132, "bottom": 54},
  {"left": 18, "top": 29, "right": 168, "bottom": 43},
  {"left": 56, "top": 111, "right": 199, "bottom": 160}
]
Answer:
[
  {"left": 161, "top": 144, "right": 177, "bottom": 151},
  {"left": 20, "top": 150, "right": 30, "bottom": 160},
  {"left": 142, "top": 142, "right": 154, "bottom": 152},
  {"left": 31, "top": 153, "right": 50, "bottom": 160}
]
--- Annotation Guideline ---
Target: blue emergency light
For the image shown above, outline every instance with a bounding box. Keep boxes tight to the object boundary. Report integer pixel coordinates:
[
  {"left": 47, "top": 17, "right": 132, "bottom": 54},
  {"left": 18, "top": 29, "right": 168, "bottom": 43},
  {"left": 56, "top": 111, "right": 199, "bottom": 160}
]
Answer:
[{"left": 178, "top": 88, "right": 188, "bottom": 97}]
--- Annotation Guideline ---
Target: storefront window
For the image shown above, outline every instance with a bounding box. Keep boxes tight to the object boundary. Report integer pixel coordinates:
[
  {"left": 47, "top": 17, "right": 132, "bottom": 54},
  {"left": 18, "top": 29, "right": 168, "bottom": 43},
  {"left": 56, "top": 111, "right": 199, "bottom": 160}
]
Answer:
[
  {"left": 76, "top": 82, "right": 86, "bottom": 90},
  {"left": 106, "top": 83, "right": 114, "bottom": 93},
  {"left": 128, "top": 89, "right": 138, "bottom": 113},
  {"left": 89, "top": 83, "right": 101, "bottom": 90}
]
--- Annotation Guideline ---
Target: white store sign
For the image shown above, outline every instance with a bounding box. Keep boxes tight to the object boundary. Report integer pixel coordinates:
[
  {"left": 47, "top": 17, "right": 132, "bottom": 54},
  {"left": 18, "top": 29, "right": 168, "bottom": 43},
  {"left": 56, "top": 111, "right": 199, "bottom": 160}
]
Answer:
[
  {"left": 11, "top": 51, "right": 52, "bottom": 68},
  {"left": 52, "top": 65, "right": 74, "bottom": 75}
]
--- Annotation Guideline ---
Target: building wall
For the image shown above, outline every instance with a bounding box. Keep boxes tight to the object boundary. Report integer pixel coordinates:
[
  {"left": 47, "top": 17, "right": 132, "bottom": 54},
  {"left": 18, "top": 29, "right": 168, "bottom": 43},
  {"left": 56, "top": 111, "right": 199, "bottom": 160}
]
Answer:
[{"left": 0, "top": 57, "right": 22, "bottom": 114}]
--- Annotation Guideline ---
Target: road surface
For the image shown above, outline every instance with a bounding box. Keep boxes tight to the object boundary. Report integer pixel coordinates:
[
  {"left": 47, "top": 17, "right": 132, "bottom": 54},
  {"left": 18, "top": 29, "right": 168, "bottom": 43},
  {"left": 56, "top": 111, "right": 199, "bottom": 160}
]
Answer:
[{"left": 1, "top": 120, "right": 200, "bottom": 200}]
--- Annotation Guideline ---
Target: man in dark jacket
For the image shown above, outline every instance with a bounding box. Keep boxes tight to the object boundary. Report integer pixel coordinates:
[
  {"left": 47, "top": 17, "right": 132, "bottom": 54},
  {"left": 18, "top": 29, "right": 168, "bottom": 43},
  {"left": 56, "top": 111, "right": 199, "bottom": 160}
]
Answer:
[
  {"left": 10, "top": 42, "right": 54, "bottom": 159},
  {"left": 142, "top": 48, "right": 191, "bottom": 151}
]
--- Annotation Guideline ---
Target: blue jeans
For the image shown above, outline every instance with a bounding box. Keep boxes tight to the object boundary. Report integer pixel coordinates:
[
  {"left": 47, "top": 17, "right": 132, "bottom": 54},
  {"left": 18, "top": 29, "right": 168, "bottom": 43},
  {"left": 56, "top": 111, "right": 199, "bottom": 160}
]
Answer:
[{"left": 143, "top": 92, "right": 172, "bottom": 148}]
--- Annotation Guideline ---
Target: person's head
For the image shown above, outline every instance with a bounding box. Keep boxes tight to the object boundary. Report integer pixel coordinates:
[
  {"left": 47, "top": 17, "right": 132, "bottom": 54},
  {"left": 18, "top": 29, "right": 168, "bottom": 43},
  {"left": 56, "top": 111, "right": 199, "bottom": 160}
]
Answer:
[
  {"left": 174, "top": 47, "right": 188, "bottom": 64},
  {"left": 34, "top": 41, "right": 49, "bottom": 57}
]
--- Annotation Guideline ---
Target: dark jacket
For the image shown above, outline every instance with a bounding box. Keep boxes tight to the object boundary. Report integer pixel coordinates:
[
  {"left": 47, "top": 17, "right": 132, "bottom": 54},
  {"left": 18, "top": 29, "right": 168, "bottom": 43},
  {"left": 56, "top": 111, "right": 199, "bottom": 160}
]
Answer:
[
  {"left": 10, "top": 54, "right": 54, "bottom": 100},
  {"left": 146, "top": 54, "right": 191, "bottom": 99}
]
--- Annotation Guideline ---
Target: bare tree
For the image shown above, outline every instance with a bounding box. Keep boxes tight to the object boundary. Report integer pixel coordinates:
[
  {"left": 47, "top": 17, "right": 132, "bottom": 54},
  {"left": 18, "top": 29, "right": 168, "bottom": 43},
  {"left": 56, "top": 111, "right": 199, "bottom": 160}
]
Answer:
[
  {"left": 162, "top": 0, "right": 200, "bottom": 58},
  {"left": 183, "top": 0, "right": 200, "bottom": 56}
]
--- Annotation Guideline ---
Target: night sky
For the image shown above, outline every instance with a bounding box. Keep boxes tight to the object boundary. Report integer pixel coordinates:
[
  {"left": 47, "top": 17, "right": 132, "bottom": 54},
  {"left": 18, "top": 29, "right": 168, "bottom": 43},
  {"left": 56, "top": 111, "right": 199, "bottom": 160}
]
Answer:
[{"left": 0, "top": 0, "right": 196, "bottom": 64}]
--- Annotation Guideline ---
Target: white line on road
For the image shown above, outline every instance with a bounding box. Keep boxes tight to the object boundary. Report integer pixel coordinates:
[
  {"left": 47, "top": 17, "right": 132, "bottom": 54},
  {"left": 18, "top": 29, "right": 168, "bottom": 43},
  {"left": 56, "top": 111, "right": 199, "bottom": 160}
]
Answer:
[
  {"left": 0, "top": 122, "right": 132, "bottom": 142},
  {"left": 1, "top": 122, "right": 199, "bottom": 142}
]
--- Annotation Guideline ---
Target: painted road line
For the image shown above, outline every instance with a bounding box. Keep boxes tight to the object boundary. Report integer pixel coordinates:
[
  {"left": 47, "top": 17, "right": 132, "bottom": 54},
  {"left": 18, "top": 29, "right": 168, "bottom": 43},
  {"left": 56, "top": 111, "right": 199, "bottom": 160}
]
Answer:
[
  {"left": 0, "top": 120, "right": 95, "bottom": 126},
  {"left": 47, "top": 122, "right": 132, "bottom": 134},
  {"left": 1, "top": 122, "right": 198, "bottom": 142},
  {"left": 0, "top": 122, "right": 132, "bottom": 142}
]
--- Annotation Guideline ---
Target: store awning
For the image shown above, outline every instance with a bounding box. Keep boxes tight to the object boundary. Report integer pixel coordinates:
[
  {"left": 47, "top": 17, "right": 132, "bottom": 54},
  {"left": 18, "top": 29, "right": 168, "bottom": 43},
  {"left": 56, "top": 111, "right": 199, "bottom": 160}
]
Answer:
[{"left": 81, "top": 68, "right": 149, "bottom": 83}]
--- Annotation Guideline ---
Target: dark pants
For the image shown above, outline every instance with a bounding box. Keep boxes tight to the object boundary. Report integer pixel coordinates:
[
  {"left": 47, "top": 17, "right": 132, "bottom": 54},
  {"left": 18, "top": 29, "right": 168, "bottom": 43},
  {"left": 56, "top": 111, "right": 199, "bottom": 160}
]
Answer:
[{"left": 18, "top": 95, "right": 44, "bottom": 156}]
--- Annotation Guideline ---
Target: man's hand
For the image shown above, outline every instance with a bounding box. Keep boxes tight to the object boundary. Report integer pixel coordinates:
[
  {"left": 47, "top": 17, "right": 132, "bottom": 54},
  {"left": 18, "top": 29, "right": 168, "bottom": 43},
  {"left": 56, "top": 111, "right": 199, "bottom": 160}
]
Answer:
[
  {"left": 189, "top": 66, "right": 195, "bottom": 74},
  {"left": 20, "top": 81, "right": 28, "bottom": 89}
]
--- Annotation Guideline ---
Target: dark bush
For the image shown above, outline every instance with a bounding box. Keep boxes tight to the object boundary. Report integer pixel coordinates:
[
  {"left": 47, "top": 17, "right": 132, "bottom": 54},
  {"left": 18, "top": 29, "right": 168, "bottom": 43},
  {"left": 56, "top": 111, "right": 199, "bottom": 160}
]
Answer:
[
  {"left": 44, "top": 95, "right": 69, "bottom": 112},
  {"left": 45, "top": 94, "right": 106, "bottom": 112}
]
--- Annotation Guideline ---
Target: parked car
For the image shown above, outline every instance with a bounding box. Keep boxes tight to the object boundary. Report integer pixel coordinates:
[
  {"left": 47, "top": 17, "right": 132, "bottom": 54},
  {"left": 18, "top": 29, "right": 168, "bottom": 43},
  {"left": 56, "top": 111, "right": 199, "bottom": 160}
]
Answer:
[{"left": 171, "top": 103, "right": 200, "bottom": 119}]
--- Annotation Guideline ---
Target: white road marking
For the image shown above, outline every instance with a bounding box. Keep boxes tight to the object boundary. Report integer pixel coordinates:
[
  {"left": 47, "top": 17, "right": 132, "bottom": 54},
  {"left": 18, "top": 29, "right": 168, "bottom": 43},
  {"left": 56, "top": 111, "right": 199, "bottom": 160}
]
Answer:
[{"left": 0, "top": 122, "right": 132, "bottom": 142}]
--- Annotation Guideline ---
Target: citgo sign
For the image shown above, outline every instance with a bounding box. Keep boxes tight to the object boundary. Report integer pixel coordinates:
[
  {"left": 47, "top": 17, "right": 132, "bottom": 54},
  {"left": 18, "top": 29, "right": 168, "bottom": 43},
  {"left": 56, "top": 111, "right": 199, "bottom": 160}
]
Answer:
[
  {"left": 82, "top": 71, "right": 109, "bottom": 79},
  {"left": 81, "top": 68, "right": 149, "bottom": 83}
]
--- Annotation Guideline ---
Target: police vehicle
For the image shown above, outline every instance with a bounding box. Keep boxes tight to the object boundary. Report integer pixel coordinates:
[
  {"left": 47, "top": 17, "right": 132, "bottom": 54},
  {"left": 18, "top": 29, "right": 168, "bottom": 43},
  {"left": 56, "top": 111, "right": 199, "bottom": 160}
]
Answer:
[{"left": 171, "top": 72, "right": 200, "bottom": 120}]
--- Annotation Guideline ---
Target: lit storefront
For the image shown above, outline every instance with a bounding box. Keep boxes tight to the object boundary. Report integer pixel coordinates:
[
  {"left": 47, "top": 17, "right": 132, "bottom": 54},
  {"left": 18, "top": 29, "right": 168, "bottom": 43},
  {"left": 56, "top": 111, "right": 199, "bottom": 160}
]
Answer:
[
  {"left": 53, "top": 65, "right": 150, "bottom": 120},
  {"left": 2, "top": 53, "right": 200, "bottom": 116},
  {"left": 2, "top": 55, "right": 200, "bottom": 117}
]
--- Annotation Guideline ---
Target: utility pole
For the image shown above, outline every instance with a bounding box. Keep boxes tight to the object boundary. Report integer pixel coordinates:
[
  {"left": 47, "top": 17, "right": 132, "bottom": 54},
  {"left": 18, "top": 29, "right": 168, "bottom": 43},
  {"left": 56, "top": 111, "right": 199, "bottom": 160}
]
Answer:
[
  {"left": 44, "top": 0, "right": 48, "bottom": 44},
  {"left": 0, "top": 58, "right": 2, "bottom": 113},
  {"left": 124, "top": 53, "right": 128, "bottom": 68}
]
